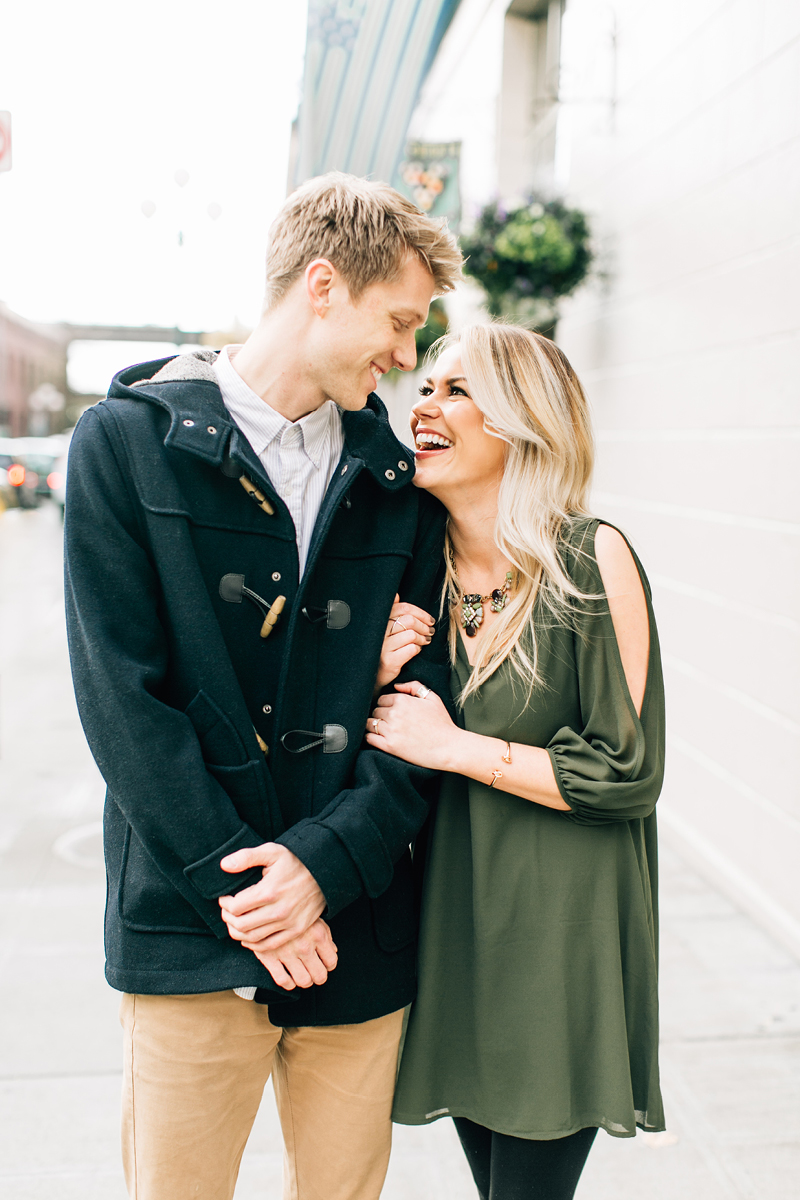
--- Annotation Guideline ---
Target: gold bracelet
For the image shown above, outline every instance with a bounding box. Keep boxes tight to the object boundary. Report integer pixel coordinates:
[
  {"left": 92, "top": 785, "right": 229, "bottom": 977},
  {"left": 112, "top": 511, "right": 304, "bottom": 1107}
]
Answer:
[{"left": 488, "top": 742, "right": 512, "bottom": 788}]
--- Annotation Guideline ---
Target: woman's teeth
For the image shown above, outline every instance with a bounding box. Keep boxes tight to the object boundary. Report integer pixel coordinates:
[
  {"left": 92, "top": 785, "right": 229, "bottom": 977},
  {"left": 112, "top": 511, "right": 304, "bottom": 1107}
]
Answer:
[{"left": 415, "top": 433, "right": 454, "bottom": 449}]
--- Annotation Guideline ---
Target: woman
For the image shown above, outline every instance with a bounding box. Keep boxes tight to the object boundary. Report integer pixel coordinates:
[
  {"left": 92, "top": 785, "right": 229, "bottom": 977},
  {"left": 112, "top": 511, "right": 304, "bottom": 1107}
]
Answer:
[{"left": 367, "top": 324, "right": 665, "bottom": 1200}]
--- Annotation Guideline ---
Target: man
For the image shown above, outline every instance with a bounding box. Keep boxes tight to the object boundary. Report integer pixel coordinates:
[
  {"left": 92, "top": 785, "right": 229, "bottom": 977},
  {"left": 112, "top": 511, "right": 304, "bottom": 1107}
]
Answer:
[{"left": 64, "top": 172, "right": 463, "bottom": 1200}]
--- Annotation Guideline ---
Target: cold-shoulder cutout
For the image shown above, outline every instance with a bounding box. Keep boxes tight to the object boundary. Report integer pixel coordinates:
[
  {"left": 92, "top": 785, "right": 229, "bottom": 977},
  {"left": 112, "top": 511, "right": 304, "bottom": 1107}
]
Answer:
[{"left": 594, "top": 523, "right": 650, "bottom": 717}]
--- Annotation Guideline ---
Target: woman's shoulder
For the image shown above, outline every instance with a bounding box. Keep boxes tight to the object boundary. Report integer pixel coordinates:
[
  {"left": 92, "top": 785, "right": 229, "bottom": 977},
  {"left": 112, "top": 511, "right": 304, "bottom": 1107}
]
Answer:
[
  {"left": 558, "top": 515, "right": 602, "bottom": 582},
  {"left": 560, "top": 515, "right": 651, "bottom": 602}
]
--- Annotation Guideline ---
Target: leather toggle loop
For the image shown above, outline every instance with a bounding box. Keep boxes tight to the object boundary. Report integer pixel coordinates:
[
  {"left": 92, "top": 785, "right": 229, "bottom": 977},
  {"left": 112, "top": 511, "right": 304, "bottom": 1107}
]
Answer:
[
  {"left": 219, "top": 573, "right": 286, "bottom": 638},
  {"left": 301, "top": 600, "right": 351, "bottom": 630},
  {"left": 220, "top": 454, "right": 241, "bottom": 479},
  {"left": 280, "top": 724, "right": 348, "bottom": 755}
]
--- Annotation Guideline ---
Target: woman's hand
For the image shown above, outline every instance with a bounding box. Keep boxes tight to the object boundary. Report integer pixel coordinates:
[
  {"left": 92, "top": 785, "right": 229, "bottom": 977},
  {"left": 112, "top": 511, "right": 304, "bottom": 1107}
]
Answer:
[
  {"left": 374, "top": 596, "right": 435, "bottom": 693},
  {"left": 365, "top": 681, "right": 462, "bottom": 770}
]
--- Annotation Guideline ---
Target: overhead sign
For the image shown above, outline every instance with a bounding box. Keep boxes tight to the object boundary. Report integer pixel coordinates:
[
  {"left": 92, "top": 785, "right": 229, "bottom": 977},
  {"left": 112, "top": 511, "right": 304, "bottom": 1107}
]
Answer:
[
  {"left": 394, "top": 141, "right": 461, "bottom": 229},
  {"left": 0, "top": 112, "right": 11, "bottom": 173}
]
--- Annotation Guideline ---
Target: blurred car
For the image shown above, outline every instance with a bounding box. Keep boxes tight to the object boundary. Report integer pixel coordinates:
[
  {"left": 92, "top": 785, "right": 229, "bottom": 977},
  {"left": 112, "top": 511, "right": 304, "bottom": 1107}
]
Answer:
[
  {"left": 48, "top": 449, "right": 69, "bottom": 517},
  {"left": 0, "top": 434, "right": 72, "bottom": 511},
  {"left": 0, "top": 461, "right": 16, "bottom": 512}
]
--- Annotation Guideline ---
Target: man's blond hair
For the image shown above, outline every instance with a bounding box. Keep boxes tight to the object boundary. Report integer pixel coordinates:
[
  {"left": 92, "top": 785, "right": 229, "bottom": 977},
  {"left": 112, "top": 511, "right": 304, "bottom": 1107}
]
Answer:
[{"left": 264, "top": 172, "right": 463, "bottom": 309}]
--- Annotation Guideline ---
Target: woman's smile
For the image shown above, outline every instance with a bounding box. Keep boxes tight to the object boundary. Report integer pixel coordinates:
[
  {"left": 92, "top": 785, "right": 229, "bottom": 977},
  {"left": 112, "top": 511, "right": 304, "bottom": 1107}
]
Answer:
[{"left": 414, "top": 425, "right": 455, "bottom": 456}]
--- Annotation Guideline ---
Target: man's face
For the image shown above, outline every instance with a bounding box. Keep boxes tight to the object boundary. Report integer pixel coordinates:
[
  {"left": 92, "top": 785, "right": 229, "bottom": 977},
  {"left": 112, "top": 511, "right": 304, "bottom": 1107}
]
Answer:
[{"left": 312, "top": 255, "right": 436, "bottom": 411}]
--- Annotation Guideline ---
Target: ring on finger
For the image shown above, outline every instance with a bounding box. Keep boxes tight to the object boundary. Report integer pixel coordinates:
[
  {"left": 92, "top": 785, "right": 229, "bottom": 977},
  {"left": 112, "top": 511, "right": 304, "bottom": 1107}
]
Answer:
[
  {"left": 392, "top": 618, "right": 407, "bottom": 633},
  {"left": 416, "top": 684, "right": 431, "bottom": 699},
  {"left": 371, "top": 718, "right": 380, "bottom": 732}
]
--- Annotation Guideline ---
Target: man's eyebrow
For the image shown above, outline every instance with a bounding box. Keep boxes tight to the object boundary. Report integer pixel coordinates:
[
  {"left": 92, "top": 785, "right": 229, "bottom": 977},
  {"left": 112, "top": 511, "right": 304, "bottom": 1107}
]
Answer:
[{"left": 392, "top": 309, "right": 427, "bottom": 325}]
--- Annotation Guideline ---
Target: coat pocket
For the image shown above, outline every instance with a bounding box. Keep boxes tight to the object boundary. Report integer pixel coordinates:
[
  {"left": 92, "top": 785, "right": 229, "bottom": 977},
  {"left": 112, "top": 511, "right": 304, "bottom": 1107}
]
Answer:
[
  {"left": 185, "top": 689, "right": 250, "bottom": 766},
  {"left": 206, "top": 761, "right": 269, "bottom": 832},
  {"left": 118, "top": 825, "right": 215, "bottom": 935},
  {"left": 370, "top": 850, "right": 416, "bottom": 953}
]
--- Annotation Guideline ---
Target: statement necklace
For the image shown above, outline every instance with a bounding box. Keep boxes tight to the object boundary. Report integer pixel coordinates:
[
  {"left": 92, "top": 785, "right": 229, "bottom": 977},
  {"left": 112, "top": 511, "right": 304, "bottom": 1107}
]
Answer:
[{"left": 450, "top": 550, "right": 514, "bottom": 637}]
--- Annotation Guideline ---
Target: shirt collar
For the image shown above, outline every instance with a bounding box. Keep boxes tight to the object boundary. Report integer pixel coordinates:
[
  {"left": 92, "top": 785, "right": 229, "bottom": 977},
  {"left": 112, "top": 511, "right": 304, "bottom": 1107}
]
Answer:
[{"left": 214, "top": 345, "right": 339, "bottom": 466}]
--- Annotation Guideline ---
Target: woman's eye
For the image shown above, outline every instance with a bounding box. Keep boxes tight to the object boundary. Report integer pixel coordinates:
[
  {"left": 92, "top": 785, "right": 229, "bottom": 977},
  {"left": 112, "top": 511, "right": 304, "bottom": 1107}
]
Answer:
[
  {"left": 450, "top": 386, "right": 467, "bottom": 396},
  {"left": 418, "top": 385, "right": 433, "bottom": 396}
]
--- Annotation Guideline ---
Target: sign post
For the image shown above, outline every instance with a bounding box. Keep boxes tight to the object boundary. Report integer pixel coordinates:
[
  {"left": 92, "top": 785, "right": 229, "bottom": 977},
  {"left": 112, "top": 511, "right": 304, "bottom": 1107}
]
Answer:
[{"left": 0, "top": 112, "right": 11, "bottom": 173}]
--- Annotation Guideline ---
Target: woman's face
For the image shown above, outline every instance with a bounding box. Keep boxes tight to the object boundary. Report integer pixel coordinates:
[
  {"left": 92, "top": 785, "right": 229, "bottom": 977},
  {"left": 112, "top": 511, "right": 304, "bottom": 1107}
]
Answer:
[{"left": 409, "top": 344, "right": 505, "bottom": 500}]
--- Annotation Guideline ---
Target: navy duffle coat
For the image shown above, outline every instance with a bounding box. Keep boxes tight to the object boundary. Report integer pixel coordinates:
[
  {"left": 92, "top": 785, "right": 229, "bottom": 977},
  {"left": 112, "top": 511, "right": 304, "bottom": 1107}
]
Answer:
[{"left": 64, "top": 351, "right": 448, "bottom": 1026}]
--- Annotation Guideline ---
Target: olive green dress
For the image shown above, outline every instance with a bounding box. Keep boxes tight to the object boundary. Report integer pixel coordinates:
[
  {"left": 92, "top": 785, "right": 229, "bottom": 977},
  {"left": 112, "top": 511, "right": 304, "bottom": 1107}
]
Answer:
[{"left": 392, "top": 519, "right": 666, "bottom": 1140}]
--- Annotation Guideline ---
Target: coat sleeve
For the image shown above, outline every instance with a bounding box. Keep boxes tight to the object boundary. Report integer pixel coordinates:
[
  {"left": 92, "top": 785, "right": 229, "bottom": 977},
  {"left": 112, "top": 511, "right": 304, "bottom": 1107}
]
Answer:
[
  {"left": 64, "top": 407, "right": 265, "bottom": 938},
  {"left": 546, "top": 523, "right": 666, "bottom": 825},
  {"left": 275, "top": 492, "right": 450, "bottom": 916}
]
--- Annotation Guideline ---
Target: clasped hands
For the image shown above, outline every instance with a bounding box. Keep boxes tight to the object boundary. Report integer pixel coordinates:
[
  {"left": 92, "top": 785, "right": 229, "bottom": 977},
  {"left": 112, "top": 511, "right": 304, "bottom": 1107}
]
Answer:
[{"left": 219, "top": 843, "right": 336, "bottom": 991}]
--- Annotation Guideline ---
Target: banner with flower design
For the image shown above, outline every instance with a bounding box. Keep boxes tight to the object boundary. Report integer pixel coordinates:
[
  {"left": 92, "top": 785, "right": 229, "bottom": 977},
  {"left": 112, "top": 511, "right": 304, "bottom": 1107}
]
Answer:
[{"left": 393, "top": 140, "right": 461, "bottom": 228}]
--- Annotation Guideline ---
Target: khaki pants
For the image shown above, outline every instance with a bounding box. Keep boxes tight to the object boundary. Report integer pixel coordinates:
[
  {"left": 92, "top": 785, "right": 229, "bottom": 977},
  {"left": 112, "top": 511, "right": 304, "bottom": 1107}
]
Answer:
[{"left": 119, "top": 991, "right": 404, "bottom": 1200}]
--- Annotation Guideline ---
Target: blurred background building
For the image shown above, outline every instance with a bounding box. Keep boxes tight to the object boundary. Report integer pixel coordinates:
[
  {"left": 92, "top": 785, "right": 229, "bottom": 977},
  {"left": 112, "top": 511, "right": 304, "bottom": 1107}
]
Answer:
[
  {"left": 0, "top": 304, "right": 67, "bottom": 437},
  {"left": 294, "top": 0, "right": 800, "bottom": 955}
]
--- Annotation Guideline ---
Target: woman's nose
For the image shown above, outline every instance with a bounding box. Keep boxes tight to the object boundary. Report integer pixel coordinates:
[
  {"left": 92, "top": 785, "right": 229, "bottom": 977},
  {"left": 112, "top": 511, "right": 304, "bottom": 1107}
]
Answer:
[{"left": 411, "top": 392, "right": 439, "bottom": 421}]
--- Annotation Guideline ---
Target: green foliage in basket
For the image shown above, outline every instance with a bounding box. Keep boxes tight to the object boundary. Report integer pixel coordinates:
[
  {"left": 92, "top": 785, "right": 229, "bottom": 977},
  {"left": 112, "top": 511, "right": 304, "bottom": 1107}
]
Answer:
[{"left": 460, "top": 197, "right": 592, "bottom": 318}]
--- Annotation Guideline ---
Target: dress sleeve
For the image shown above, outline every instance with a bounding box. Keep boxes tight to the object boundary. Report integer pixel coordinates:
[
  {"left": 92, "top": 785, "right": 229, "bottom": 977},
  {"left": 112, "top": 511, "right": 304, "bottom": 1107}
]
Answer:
[{"left": 546, "top": 521, "right": 666, "bottom": 825}]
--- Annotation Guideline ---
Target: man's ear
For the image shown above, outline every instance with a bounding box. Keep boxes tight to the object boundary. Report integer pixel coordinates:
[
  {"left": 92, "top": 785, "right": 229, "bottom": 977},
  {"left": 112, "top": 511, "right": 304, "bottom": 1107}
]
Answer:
[{"left": 305, "top": 258, "right": 337, "bottom": 318}]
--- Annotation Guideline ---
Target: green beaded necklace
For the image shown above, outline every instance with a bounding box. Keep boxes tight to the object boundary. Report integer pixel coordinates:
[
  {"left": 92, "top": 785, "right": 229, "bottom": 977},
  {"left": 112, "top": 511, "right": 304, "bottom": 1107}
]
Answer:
[
  {"left": 449, "top": 545, "right": 514, "bottom": 637},
  {"left": 459, "top": 574, "right": 514, "bottom": 637}
]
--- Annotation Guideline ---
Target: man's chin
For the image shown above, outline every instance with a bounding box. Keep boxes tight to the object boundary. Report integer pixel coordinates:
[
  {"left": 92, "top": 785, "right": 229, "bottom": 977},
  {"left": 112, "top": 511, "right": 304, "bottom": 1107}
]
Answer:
[{"left": 330, "top": 387, "right": 372, "bottom": 412}]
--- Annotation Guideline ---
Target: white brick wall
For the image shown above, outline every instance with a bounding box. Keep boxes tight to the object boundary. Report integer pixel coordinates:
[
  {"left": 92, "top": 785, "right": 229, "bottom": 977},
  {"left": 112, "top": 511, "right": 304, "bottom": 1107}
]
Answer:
[
  {"left": 556, "top": 0, "right": 800, "bottom": 948},
  {"left": 406, "top": 0, "right": 800, "bottom": 948}
]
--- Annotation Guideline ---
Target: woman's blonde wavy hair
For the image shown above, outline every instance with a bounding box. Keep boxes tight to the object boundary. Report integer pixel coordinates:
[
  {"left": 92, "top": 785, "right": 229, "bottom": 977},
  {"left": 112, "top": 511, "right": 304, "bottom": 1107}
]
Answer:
[{"left": 438, "top": 323, "right": 596, "bottom": 703}]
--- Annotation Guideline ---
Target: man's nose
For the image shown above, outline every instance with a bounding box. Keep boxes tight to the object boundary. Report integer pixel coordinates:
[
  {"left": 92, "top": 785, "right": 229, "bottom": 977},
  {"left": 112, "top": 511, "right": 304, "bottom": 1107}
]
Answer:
[{"left": 393, "top": 330, "right": 418, "bottom": 373}]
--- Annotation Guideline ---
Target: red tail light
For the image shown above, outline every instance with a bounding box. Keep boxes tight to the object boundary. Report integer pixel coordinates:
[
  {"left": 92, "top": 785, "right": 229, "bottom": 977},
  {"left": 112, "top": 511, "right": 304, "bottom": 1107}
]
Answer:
[
  {"left": 7, "top": 464, "right": 25, "bottom": 486},
  {"left": 47, "top": 472, "right": 64, "bottom": 490}
]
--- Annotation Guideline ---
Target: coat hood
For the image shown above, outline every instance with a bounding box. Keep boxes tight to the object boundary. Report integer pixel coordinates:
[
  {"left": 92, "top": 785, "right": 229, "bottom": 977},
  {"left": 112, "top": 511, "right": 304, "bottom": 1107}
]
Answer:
[{"left": 108, "top": 350, "right": 415, "bottom": 490}]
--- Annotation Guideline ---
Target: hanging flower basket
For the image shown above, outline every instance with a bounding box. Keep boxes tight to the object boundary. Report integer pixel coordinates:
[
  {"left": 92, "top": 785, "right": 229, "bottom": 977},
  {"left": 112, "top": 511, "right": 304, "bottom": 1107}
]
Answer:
[
  {"left": 460, "top": 196, "right": 593, "bottom": 332},
  {"left": 415, "top": 297, "right": 450, "bottom": 359}
]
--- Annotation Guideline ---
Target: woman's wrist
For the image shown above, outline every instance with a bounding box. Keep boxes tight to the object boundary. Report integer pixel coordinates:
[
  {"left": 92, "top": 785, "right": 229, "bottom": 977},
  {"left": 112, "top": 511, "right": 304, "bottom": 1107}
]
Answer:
[{"left": 442, "top": 728, "right": 503, "bottom": 779}]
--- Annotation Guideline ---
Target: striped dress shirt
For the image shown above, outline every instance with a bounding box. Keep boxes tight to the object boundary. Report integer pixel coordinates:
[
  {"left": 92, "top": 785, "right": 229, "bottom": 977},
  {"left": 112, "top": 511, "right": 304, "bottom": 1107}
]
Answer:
[
  {"left": 214, "top": 346, "right": 344, "bottom": 578},
  {"left": 214, "top": 345, "right": 345, "bottom": 1000}
]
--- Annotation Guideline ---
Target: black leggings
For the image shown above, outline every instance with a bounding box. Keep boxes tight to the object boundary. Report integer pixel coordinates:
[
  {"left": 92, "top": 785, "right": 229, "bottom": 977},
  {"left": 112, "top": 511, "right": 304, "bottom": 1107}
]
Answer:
[{"left": 453, "top": 1118, "right": 597, "bottom": 1200}]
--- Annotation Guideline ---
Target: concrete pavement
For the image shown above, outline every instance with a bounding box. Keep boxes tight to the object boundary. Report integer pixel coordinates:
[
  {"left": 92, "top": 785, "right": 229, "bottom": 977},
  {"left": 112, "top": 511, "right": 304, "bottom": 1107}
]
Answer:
[{"left": 0, "top": 504, "right": 797, "bottom": 1198}]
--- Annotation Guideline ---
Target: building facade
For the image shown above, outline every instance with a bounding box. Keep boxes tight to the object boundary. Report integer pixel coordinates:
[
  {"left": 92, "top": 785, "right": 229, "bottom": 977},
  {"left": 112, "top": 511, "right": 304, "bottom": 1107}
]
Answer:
[
  {"left": 404, "top": 0, "right": 800, "bottom": 951},
  {"left": 0, "top": 303, "right": 67, "bottom": 436}
]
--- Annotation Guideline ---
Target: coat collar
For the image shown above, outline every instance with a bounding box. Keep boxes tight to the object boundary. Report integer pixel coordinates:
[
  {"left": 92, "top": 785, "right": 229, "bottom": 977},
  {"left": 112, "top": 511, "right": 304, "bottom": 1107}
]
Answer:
[{"left": 110, "top": 351, "right": 415, "bottom": 490}]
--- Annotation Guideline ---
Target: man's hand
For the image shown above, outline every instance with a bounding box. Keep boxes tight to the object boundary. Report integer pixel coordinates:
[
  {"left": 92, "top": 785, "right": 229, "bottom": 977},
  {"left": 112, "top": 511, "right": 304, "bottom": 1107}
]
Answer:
[
  {"left": 219, "top": 843, "right": 326, "bottom": 952},
  {"left": 253, "top": 918, "right": 338, "bottom": 991}
]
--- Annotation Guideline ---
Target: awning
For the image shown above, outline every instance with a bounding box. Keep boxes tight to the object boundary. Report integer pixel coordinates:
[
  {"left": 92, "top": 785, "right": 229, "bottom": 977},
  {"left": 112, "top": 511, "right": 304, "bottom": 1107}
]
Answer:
[{"left": 293, "top": 0, "right": 461, "bottom": 186}]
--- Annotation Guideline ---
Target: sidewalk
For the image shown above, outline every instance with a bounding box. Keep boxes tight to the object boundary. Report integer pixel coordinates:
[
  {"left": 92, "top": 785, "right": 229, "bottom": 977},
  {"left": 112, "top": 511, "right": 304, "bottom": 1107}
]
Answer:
[{"left": 1, "top": 507, "right": 798, "bottom": 1198}]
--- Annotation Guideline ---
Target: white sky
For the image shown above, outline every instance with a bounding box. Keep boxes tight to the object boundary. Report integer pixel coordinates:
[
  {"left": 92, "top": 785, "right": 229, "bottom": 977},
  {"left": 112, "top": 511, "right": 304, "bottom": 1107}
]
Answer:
[{"left": 0, "top": 0, "right": 308, "bottom": 392}]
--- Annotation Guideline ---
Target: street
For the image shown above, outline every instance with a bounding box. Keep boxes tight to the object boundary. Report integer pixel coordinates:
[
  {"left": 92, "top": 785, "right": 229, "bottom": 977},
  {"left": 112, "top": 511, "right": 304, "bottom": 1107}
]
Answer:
[{"left": 0, "top": 505, "right": 798, "bottom": 1199}]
